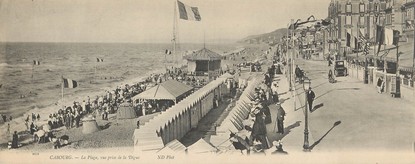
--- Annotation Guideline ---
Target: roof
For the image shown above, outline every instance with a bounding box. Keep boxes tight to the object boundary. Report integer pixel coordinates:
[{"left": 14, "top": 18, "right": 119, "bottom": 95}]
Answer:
[
  {"left": 132, "top": 75, "right": 229, "bottom": 151},
  {"left": 157, "top": 139, "right": 187, "bottom": 153},
  {"left": 133, "top": 80, "right": 193, "bottom": 100},
  {"left": 187, "top": 138, "right": 218, "bottom": 153},
  {"left": 183, "top": 48, "right": 222, "bottom": 61}
]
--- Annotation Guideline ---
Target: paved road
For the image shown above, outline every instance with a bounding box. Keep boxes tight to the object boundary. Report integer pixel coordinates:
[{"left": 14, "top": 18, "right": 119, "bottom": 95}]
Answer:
[{"left": 290, "top": 59, "right": 415, "bottom": 152}]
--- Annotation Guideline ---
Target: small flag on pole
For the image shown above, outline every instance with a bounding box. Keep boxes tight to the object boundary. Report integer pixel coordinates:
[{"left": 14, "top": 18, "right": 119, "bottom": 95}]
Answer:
[
  {"left": 376, "top": 25, "right": 385, "bottom": 45},
  {"left": 358, "top": 30, "right": 366, "bottom": 44},
  {"left": 346, "top": 32, "right": 351, "bottom": 47},
  {"left": 392, "top": 30, "right": 400, "bottom": 46},
  {"left": 384, "top": 28, "right": 400, "bottom": 46},
  {"left": 33, "top": 60, "right": 40, "bottom": 65},
  {"left": 177, "top": 0, "right": 201, "bottom": 21},
  {"left": 96, "top": 58, "right": 104, "bottom": 62},
  {"left": 165, "top": 49, "right": 172, "bottom": 55},
  {"left": 354, "top": 37, "right": 358, "bottom": 50},
  {"left": 63, "top": 78, "right": 78, "bottom": 88}
]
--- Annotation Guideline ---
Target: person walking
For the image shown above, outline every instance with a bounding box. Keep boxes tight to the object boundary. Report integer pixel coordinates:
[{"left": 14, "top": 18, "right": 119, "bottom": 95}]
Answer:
[
  {"left": 7, "top": 123, "right": 10, "bottom": 135},
  {"left": 328, "top": 70, "right": 335, "bottom": 83},
  {"left": 271, "top": 82, "right": 279, "bottom": 103},
  {"left": 276, "top": 102, "right": 285, "bottom": 134},
  {"left": 306, "top": 87, "right": 316, "bottom": 112}
]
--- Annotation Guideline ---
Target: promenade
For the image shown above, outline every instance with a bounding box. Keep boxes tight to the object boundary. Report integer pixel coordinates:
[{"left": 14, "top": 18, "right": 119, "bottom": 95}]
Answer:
[{"left": 265, "top": 58, "right": 415, "bottom": 154}]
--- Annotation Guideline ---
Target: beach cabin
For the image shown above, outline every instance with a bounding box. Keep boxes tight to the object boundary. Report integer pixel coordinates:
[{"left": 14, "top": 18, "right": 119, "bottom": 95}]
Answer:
[
  {"left": 184, "top": 48, "right": 222, "bottom": 82},
  {"left": 132, "top": 75, "right": 229, "bottom": 153},
  {"left": 116, "top": 102, "right": 137, "bottom": 119}
]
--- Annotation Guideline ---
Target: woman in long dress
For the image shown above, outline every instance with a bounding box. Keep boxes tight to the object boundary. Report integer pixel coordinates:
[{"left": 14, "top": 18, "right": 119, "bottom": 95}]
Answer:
[
  {"left": 251, "top": 106, "right": 269, "bottom": 149},
  {"left": 11, "top": 131, "right": 18, "bottom": 148}
]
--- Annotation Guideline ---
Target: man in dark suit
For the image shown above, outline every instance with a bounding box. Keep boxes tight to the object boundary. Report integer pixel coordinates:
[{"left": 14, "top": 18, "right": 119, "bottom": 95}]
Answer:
[
  {"left": 276, "top": 102, "right": 286, "bottom": 134},
  {"left": 306, "top": 87, "right": 315, "bottom": 112}
]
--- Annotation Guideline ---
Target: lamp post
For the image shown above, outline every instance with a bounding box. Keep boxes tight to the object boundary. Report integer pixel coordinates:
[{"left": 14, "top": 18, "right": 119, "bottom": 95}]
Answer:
[{"left": 303, "top": 78, "right": 311, "bottom": 151}]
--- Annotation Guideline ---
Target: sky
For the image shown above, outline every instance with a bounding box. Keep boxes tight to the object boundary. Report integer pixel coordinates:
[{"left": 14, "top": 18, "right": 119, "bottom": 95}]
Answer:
[{"left": 0, "top": 0, "right": 331, "bottom": 43}]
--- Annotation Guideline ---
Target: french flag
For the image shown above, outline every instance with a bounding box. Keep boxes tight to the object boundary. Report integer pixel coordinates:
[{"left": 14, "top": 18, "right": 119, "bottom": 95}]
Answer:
[
  {"left": 33, "top": 60, "right": 40, "bottom": 65},
  {"left": 63, "top": 78, "right": 78, "bottom": 88},
  {"left": 177, "top": 1, "right": 201, "bottom": 21},
  {"left": 165, "top": 49, "right": 172, "bottom": 55}
]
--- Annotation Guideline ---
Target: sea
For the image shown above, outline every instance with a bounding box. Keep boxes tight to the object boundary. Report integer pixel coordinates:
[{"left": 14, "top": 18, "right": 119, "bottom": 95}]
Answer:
[{"left": 0, "top": 42, "right": 241, "bottom": 119}]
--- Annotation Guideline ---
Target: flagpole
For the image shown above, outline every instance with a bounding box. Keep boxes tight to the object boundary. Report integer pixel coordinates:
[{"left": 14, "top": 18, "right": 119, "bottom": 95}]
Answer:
[
  {"left": 165, "top": 51, "right": 167, "bottom": 74},
  {"left": 374, "top": 12, "right": 378, "bottom": 67},
  {"left": 32, "top": 63, "right": 34, "bottom": 82},
  {"left": 61, "top": 76, "right": 64, "bottom": 110},
  {"left": 287, "top": 22, "right": 292, "bottom": 91},
  {"left": 172, "top": 0, "right": 178, "bottom": 69},
  {"left": 94, "top": 65, "right": 97, "bottom": 83},
  {"left": 413, "top": 6, "right": 415, "bottom": 80},
  {"left": 291, "top": 18, "right": 296, "bottom": 112},
  {"left": 356, "top": 25, "right": 359, "bottom": 79}
]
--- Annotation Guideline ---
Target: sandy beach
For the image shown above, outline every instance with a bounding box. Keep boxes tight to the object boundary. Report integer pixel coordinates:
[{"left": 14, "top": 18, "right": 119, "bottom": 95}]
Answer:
[{"left": 0, "top": 43, "right": 271, "bottom": 152}]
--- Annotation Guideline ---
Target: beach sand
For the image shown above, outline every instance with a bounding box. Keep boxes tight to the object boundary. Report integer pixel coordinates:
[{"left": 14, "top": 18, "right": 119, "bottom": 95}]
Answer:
[{"left": 0, "top": 43, "right": 272, "bottom": 152}]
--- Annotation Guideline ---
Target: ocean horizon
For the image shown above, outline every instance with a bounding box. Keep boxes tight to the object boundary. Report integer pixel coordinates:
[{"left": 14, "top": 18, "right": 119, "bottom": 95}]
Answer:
[{"left": 0, "top": 42, "right": 241, "bottom": 119}]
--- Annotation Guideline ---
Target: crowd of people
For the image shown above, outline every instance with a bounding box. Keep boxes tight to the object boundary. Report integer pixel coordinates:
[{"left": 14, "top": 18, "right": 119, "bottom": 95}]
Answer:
[
  {"left": 230, "top": 62, "right": 287, "bottom": 155},
  {"left": 6, "top": 65, "right": 240, "bottom": 149}
]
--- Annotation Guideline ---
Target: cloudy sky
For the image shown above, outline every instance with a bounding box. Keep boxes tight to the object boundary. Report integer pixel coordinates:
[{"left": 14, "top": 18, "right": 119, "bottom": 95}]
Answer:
[{"left": 0, "top": 0, "right": 330, "bottom": 43}]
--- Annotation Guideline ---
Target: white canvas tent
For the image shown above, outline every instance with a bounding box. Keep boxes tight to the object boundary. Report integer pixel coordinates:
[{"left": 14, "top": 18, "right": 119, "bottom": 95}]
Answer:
[
  {"left": 187, "top": 138, "right": 218, "bottom": 154},
  {"left": 157, "top": 139, "right": 187, "bottom": 154}
]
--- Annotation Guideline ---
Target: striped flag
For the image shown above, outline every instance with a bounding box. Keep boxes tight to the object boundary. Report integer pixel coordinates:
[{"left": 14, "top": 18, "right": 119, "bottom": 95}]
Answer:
[
  {"left": 63, "top": 78, "right": 78, "bottom": 88},
  {"left": 96, "top": 58, "right": 104, "bottom": 62},
  {"left": 165, "top": 49, "right": 172, "bottom": 55},
  {"left": 354, "top": 37, "right": 359, "bottom": 50},
  {"left": 358, "top": 30, "right": 366, "bottom": 44},
  {"left": 384, "top": 28, "right": 400, "bottom": 46},
  {"left": 33, "top": 60, "right": 40, "bottom": 65},
  {"left": 346, "top": 32, "right": 351, "bottom": 47},
  {"left": 177, "top": 0, "right": 201, "bottom": 21}
]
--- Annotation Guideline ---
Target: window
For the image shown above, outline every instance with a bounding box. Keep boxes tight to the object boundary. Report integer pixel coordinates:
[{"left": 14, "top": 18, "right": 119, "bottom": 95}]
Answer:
[
  {"left": 346, "top": 3, "right": 352, "bottom": 13},
  {"left": 368, "top": 2, "right": 372, "bottom": 11},
  {"left": 346, "top": 15, "right": 352, "bottom": 25},
  {"left": 386, "top": 14, "right": 392, "bottom": 24},
  {"left": 374, "top": 3, "right": 378, "bottom": 11},
  {"left": 338, "top": 3, "right": 342, "bottom": 12},
  {"left": 359, "top": 3, "right": 365, "bottom": 13},
  {"left": 359, "top": 16, "right": 365, "bottom": 25}
]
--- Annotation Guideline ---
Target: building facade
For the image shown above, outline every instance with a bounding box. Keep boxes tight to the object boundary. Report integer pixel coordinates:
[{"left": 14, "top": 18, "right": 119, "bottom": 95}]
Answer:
[{"left": 328, "top": 0, "right": 393, "bottom": 57}]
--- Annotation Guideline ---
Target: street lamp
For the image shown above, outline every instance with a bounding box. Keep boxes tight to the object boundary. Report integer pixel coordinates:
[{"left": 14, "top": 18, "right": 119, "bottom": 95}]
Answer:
[{"left": 303, "top": 77, "right": 311, "bottom": 151}]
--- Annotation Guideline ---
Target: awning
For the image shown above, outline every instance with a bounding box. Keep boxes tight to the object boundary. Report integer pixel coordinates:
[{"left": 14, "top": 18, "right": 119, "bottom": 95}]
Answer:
[
  {"left": 399, "top": 66, "right": 415, "bottom": 72},
  {"left": 133, "top": 80, "right": 193, "bottom": 101}
]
